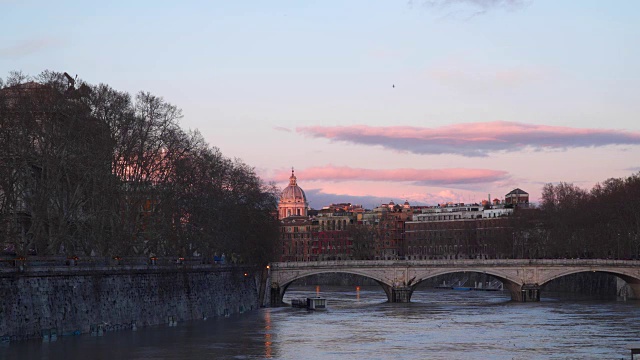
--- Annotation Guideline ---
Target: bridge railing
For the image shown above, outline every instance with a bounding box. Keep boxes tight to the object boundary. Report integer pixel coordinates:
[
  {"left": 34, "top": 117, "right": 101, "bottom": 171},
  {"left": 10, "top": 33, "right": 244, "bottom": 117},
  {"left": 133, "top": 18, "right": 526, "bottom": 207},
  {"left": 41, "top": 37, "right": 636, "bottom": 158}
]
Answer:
[{"left": 270, "top": 258, "right": 640, "bottom": 269}]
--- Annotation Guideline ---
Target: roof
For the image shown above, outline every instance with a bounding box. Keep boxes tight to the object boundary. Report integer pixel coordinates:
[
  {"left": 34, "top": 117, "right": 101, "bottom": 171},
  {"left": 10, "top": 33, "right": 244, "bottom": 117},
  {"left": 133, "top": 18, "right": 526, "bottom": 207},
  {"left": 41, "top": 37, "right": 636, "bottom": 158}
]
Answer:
[
  {"left": 281, "top": 216, "right": 312, "bottom": 225},
  {"left": 280, "top": 169, "right": 307, "bottom": 203},
  {"left": 506, "top": 188, "right": 528, "bottom": 196}
]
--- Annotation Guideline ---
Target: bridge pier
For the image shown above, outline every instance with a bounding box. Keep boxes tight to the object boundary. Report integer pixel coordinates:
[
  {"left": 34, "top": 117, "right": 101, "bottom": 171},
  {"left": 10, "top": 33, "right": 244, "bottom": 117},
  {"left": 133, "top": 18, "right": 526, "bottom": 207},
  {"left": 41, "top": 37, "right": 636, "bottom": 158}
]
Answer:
[
  {"left": 505, "top": 283, "right": 540, "bottom": 302},
  {"left": 621, "top": 282, "right": 640, "bottom": 300},
  {"left": 270, "top": 284, "right": 284, "bottom": 306},
  {"left": 520, "top": 284, "right": 541, "bottom": 302},
  {"left": 379, "top": 283, "right": 414, "bottom": 303},
  {"left": 390, "top": 286, "right": 414, "bottom": 303}
]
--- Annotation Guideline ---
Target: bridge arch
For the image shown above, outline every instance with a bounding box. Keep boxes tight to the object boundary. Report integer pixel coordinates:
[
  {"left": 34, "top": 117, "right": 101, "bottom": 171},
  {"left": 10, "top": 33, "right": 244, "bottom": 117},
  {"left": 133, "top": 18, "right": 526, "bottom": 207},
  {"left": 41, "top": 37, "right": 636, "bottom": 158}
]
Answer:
[
  {"left": 538, "top": 268, "right": 640, "bottom": 298},
  {"left": 411, "top": 268, "right": 525, "bottom": 301},
  {"left": 272, "top": 269, "right": 394, "bottom": 304}
]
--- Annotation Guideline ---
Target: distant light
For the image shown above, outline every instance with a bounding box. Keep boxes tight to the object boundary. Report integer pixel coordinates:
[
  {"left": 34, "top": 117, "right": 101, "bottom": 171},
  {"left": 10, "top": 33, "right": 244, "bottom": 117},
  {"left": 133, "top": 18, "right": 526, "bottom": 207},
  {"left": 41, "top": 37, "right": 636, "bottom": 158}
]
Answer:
[
  {"left": 266, "top": 265, "right": 270, "bottom": 269},
  {"left": 244, "top": 273, "right": 248, "bottom": 277}
]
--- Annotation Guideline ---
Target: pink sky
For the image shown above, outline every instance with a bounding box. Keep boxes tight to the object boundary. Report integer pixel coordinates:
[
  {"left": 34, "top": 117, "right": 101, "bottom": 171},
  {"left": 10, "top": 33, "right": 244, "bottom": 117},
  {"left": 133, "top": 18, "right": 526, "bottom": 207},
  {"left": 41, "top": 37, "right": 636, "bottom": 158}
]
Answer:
[
  {"left": 5, "top": 1, "right": 638, "bottom": 209},
  {"left": 261, "top": 120, "right": 640, "bottom": 208}
]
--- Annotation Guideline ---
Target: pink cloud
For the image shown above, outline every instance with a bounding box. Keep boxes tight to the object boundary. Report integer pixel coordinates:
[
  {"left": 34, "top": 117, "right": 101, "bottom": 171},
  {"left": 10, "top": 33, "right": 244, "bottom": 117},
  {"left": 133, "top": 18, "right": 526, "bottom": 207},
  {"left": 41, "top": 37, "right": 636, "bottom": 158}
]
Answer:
[
  {"left": 304, "top": 188, "right": 468, "bottom": 209},
  {"left": 301, "top": 185, "right": 501, "bottom": 208},
  {"left": 279, "top": 165, "right": 508, "bottom": 185},
  {"left": 297, "top": 121, "right": 640, "bottom": 157}
]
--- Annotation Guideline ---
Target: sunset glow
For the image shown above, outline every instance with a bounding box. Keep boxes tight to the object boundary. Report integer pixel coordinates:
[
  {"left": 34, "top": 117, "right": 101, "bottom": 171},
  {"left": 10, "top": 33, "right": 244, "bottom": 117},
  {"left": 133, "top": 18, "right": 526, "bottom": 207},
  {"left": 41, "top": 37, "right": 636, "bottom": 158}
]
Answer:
[{"left": 4, "top": 1, "right": 638, "bottom": 208}]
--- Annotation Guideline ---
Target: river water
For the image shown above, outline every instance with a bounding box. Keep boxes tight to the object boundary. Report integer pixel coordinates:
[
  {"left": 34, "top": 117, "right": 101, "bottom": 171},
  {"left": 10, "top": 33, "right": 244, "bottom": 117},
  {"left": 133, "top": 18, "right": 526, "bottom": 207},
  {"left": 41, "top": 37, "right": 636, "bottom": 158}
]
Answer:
[{"left": 2, "top": 286, "right": 640, "bottom": 360}]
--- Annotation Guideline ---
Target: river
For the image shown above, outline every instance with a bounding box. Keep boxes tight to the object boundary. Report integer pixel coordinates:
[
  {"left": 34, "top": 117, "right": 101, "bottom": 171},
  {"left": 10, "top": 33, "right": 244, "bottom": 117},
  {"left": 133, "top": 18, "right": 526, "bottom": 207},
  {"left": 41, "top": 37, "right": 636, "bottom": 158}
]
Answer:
[{"left": 2, "top": 286, "right": 639, "bottom": 359}]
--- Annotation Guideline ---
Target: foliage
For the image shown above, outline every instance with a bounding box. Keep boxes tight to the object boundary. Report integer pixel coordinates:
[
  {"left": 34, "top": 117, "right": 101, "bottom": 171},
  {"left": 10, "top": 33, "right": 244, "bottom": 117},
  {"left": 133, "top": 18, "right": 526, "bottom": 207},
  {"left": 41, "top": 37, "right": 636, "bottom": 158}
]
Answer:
[
  {"left": 0, "top": 71, "right": 279, "bottom": 264},
  {"left": 513, "top": 174, "right": 640, "bottom": 259}
]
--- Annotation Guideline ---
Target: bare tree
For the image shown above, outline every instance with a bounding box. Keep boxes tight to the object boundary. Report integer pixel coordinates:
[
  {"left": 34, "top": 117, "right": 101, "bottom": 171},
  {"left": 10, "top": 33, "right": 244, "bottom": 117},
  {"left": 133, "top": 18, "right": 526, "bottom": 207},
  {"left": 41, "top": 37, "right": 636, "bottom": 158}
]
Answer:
[{"left": 0, "top": 71, "right": 280, "bottom": 264}]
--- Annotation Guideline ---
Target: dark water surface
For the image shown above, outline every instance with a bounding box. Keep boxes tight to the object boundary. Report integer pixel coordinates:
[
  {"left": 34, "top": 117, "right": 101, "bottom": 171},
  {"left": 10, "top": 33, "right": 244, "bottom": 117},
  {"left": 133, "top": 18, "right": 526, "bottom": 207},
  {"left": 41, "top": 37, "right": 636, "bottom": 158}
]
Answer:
[{"left": 2, "top": 286, "right": 640, "bottom": 359}]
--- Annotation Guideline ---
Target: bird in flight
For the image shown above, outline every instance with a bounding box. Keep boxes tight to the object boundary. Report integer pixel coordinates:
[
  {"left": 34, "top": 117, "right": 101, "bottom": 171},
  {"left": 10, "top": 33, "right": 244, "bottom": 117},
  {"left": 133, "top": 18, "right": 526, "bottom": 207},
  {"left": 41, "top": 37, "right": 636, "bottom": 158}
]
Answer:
[{"left": 392, "top": 84, "right": 395, "bottom": 88}]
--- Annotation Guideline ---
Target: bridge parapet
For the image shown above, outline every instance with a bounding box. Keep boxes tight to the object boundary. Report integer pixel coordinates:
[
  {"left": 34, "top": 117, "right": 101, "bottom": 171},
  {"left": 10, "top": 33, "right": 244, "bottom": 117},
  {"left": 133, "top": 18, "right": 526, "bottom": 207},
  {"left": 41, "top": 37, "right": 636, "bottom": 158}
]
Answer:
[{"left": 271, "top": 259, "right": 640, "bottom": 269}]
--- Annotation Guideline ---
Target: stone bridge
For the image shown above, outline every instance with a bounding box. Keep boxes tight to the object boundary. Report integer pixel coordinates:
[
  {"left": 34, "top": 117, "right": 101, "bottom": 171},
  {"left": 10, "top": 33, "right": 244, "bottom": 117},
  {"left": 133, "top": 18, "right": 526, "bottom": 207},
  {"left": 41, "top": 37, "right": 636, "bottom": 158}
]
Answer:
[{"left": 268, "top": 259, "right": 640, "bottom": 303}]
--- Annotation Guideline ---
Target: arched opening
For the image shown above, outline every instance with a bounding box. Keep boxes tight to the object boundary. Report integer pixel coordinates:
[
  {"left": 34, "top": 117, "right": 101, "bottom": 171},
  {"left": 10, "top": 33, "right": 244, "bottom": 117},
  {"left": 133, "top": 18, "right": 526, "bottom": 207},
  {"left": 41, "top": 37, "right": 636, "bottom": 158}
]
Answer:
[
  {"left": 274, "top": 271, "right": 390, "bottom": 305},
  {"left": 540, "top": 270, "right": 640, "bottom": 301},
  {"left": 411, "top": 269, "right": 522, "bottom": 302},
  {"left": 415, "top": 272, "right": 505, "bottom": 292}
]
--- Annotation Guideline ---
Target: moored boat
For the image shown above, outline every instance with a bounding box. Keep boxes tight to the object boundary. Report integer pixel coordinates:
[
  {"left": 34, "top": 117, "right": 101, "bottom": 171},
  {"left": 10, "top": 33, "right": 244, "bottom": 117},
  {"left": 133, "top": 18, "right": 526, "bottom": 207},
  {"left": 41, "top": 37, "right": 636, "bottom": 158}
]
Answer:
[
  {"left": 291, "top": 297, "right": 327, "bottom": 310},
  {"left": 307, "top": 297, "right": 327, "bottom": 310}
]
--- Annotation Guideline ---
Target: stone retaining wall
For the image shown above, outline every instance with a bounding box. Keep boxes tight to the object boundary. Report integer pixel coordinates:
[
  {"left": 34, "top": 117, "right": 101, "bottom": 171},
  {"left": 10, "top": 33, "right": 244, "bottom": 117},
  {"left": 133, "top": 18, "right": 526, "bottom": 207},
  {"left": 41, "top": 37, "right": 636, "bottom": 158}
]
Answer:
[{"left": 0, "top": 265, "right": 261, "bottom": 341}]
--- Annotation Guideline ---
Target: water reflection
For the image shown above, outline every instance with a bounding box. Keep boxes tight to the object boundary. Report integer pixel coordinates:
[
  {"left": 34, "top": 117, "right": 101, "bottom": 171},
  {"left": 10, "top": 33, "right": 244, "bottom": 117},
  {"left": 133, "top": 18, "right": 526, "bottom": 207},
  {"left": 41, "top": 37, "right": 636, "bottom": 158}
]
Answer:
[
  {"left": 264, "top": 310, "right": 272, "bottom": 358},
  {"left": 1, "top": 287, "right": 639, "bottom": 359}
]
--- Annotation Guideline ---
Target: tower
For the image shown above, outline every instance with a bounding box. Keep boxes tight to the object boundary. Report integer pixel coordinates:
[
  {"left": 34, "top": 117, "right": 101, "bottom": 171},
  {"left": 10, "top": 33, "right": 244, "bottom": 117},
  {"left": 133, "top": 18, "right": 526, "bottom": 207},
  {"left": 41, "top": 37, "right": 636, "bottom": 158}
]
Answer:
[{"left": 278, "top": 168, "right": 308, "bottom": 219}]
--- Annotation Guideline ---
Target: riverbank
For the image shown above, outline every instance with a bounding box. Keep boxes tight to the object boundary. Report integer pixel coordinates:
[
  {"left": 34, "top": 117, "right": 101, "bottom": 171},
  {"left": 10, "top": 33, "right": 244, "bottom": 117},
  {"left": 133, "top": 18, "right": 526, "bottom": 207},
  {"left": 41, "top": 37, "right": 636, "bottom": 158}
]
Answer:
[{"left": 0, "top": 263, "right": 261, "bottom": 341}]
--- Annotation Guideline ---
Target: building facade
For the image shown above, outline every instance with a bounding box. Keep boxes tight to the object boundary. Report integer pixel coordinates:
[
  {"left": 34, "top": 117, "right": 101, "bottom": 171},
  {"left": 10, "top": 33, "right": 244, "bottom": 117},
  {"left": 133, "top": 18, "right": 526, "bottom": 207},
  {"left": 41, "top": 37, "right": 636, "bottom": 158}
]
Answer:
[
  {"left": 278, "top": 179, "right": 527, "bottom": 262},
  {"left": 279, "top": 216, "right": 314, "bottom": 262},
  {"left": 505, "top": 188, "right": 529, "bottom": 206}
]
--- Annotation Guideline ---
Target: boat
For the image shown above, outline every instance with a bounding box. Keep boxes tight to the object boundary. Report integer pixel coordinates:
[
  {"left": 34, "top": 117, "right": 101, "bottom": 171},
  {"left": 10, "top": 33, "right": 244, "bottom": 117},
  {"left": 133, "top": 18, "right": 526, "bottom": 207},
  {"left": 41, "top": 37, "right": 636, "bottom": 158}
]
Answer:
[
  {"left": 452, "top": 279, "right": 471, "bottom": 291},
  {"left": 452, "top": 286, "right": 472, "bottom": 291},
  {"left": 306, "top": 297, "right": 327, "bottom": 311},
  {"left": 471, "top": 280, "right": 504, "bottom": 291},
  {"left": 291, "top": 297, "right": 327, "bottom": 310},
  {"left": 291, "top": 298, "right": 307, "bottom": 308},
  {"left": 434, "top": 280, "right": 452, "bottom": 289}
]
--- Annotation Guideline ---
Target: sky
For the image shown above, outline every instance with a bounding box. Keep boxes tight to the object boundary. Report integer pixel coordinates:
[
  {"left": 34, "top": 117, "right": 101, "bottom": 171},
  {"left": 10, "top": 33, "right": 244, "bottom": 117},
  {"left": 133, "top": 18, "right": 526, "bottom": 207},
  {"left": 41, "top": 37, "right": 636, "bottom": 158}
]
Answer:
[{"left": 1, "top": 0, "right": 639, "bottom": 209}]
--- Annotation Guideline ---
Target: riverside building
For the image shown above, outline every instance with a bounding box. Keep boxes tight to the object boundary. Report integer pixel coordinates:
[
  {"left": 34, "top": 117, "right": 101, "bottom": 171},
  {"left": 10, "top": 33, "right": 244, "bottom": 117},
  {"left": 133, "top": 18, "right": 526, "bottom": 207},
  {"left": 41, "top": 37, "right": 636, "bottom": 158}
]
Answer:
[
  {"left": 404, "top": 190, "right": 526, "bottom": 260},
  {"left": 278, "top": 175, "right": 526, "bottom": 262}
]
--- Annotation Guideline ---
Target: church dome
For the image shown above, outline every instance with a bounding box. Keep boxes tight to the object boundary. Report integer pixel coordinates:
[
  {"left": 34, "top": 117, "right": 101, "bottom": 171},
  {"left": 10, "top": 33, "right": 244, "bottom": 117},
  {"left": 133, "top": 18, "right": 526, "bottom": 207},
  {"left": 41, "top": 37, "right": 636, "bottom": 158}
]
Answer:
[{"left": 280, "top": 169, "right": 307, "bottom": 203}]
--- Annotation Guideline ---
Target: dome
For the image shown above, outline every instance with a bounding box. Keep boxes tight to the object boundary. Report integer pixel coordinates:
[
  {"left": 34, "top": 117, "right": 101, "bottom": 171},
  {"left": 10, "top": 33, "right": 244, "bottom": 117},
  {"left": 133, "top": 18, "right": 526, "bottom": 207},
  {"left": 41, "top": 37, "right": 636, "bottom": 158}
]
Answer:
[{"left": 280, "top": 169, "right": 307, "bottom": 203}]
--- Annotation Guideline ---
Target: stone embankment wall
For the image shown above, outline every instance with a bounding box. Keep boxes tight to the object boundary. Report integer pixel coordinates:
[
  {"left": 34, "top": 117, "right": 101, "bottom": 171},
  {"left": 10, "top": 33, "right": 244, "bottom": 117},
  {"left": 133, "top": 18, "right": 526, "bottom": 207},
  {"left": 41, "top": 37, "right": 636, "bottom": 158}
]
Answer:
[{"left": 0, "top": 264, "right": 261, "bottom": 341}]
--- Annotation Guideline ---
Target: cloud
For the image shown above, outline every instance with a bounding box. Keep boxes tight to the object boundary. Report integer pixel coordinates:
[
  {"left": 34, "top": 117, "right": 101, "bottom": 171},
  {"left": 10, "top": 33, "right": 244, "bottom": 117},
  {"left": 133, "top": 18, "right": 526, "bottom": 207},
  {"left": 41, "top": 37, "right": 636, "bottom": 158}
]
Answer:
[
  {"left": 297, "top": 121, "right": 640, "bottom": 157},
  {"left": 625, "top": 167, "right": 640, "bottom": 172},
  {"left": 0, "top": 38, "right": 61, "bottom": 59},
  {"left": 304, "top": 188, "right": 392, "bottom": 209},
  {"left": 280, "top": 165, "right": 508, "bottom": 185},
  {"left": 273, "top": 126, "right": 292, "bottom": 133},
  {"left": 416, "top": 0, "right": 530, "bottom": 17},
  {"left": 304, "top": 188, "right": 472, "bottom": 209}
]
